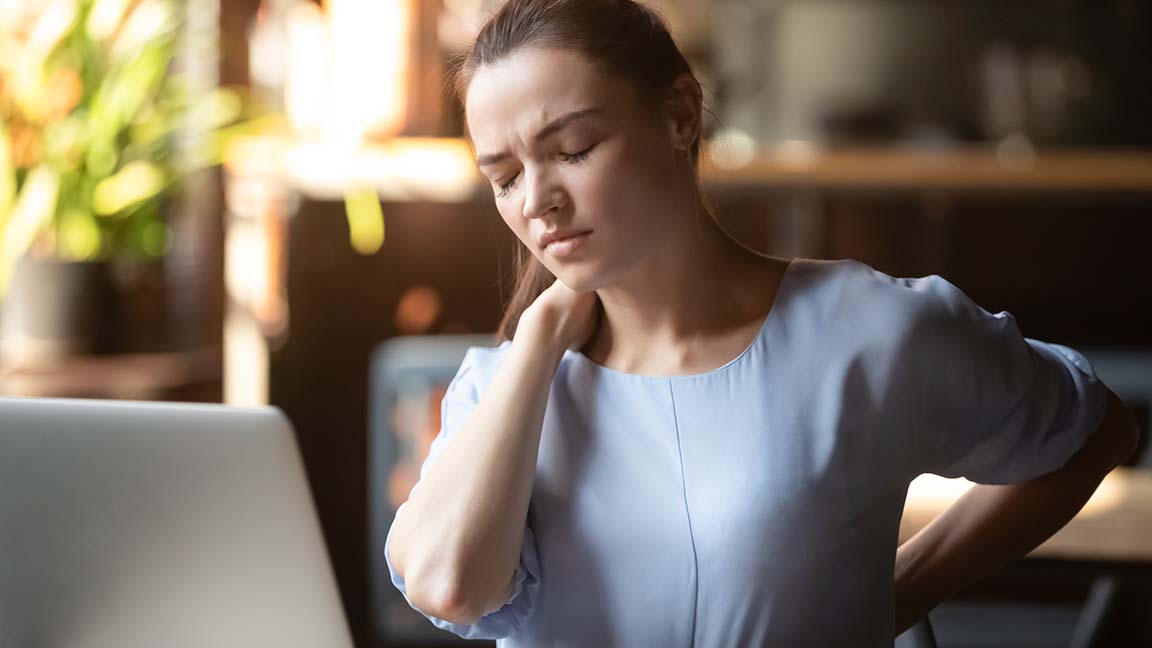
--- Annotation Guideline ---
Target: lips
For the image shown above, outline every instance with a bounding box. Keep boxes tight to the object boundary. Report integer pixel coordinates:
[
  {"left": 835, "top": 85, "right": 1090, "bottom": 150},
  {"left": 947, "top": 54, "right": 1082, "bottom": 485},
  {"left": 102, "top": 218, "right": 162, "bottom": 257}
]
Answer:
[{"left": 538, "top": 229, "right": 591, "bottom": 250}]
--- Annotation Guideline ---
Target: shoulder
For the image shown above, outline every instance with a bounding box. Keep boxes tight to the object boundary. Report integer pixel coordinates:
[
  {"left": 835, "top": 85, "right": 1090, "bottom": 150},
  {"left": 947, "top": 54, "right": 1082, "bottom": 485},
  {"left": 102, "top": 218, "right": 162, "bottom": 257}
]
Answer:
[
  {"left": 799, "top": 257, "right": 998, "bottom": 353},
  {"left": 804, "top": 257, "right": 955, "bottom": 310},
  {"left": 785, "top": 257, "right": 928, "bottom": 313}
]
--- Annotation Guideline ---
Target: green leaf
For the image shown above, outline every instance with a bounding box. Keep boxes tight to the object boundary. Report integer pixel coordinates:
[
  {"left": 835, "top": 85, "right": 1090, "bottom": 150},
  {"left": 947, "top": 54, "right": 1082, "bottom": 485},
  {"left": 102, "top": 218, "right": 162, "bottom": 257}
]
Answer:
[
  {"left": 92, "top": 160, "right": 168, "bottom": 216},
  {"left": 58, "top": 207, "right": 103, "bottom": 261},
  {"left": 0, "top": 165, "right": 60, "bottom": 294},
  {"left": 0, "top": 123, "right": 15, "bottom": 219}
]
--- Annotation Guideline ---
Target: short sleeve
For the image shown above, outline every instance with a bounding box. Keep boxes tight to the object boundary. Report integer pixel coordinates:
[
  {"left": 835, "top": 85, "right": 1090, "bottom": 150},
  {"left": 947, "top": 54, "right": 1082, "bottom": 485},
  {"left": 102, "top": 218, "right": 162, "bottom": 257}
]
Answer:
[
  {"left": 897, "top": 274, "right": 1109, "bottom": 484},
  {"left": 383, "top": 346, "right": 541, "bottom": 639}
]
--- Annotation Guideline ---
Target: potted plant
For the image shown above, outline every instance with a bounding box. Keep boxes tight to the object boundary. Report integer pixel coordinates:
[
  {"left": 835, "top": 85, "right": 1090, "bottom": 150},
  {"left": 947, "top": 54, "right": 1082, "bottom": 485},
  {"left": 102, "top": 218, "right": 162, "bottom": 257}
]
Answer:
[{"left": 0, "top": 0, "right": 241, "bottom": 368}]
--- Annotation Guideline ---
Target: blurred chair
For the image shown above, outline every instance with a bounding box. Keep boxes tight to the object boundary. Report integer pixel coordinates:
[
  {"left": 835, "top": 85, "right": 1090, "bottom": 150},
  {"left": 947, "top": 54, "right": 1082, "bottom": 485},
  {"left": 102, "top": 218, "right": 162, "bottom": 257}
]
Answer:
[
  {"left": 897, "top": 618, "right": 939, "bottom": 648},
  {"left": 1078, "top": 348, "right": 1152, "bottom": 468},
  {"left": 369, "top": 334, "right": 496, "bottom": 645},
  {"left": 1067, "top": 348, "right": 1152, "bottom": 648}
]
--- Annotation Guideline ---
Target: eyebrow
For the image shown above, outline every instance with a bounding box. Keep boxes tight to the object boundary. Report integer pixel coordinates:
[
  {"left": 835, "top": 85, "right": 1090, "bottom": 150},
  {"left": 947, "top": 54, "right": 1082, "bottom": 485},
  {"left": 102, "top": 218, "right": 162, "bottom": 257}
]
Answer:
[{"left": 476, "top": 107, "right": 603, "bottom": 167}]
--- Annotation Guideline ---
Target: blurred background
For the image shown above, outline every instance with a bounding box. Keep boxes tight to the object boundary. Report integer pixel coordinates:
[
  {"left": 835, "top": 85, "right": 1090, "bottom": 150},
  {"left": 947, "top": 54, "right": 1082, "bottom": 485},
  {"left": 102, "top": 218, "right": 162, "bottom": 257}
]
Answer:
[{"left": 1, "top": 0, "right": 1150, "bottom": 646}]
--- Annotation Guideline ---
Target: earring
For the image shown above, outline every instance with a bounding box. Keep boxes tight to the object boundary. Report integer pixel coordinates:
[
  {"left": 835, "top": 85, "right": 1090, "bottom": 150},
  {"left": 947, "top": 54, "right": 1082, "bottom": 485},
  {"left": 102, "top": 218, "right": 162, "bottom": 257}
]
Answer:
[{"left": 682, "top": 135, "right": 697, "bottom": 161}]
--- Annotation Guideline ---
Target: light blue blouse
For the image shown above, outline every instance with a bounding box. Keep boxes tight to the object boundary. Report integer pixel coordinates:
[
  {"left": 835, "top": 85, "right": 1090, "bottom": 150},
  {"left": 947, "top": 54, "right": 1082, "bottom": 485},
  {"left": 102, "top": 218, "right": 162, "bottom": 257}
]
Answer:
[{"left": 384, "top": 257, "right": 1108, "bottom": 647}]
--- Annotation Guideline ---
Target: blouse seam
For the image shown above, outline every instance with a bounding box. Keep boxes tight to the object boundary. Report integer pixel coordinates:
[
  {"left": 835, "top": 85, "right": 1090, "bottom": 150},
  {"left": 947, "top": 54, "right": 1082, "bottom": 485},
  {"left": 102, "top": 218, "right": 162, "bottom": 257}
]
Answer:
[
  {"left": 668, "top": 380, "right": 699, "bottom": 648},
  {"left": 939, "top": 336, "right": 1041, "bottom": 475}
]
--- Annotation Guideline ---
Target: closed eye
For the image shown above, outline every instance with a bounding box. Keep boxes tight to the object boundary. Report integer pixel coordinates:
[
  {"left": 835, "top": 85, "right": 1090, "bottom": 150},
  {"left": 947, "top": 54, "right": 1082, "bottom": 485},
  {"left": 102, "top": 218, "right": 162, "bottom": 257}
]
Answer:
[
  {"left": 561, "top": 144, "right": 596, "bottom": 164},
  {"left": 494, "top": 144, "right": 597, "bottom": 198},
  {"left": 496, "top": 175, "right": 519, "bottom": 197}
]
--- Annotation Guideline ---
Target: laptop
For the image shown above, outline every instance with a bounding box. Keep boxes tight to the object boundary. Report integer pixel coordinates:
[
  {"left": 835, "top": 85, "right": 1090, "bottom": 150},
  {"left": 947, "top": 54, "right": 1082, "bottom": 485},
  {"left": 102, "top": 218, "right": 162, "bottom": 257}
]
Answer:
[{"left": 0, "top": 398, "right": 354, "bottom": 648}]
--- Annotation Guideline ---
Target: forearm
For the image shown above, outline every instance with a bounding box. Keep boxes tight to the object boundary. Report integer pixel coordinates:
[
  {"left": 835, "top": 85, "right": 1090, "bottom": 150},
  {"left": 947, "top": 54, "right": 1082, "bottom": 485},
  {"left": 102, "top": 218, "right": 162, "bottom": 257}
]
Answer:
[
  {"left": 894, "top": 462, "right": 1104, "bottom": 634},
  {"left": 389, "top": 320, "right": 567, "bottom": 623},
  {"left": 894, "top": 388, "right": 1140, "bottom": 635}
]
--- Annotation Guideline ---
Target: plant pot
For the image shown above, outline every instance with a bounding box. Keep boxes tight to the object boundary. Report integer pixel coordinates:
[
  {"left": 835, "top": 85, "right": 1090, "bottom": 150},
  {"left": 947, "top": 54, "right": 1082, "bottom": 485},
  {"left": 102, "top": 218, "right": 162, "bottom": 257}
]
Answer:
[
  {"left": 109, "top": 258, "right": 170, "bottom": 353},
  {"left": 0, "top": 257, "right": 119, "bottom": 369}
]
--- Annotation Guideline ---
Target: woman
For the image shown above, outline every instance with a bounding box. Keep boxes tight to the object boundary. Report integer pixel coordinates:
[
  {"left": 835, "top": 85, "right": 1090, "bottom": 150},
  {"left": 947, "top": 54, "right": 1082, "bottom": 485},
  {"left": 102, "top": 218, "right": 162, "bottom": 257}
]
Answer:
[{"left": 385, "top": 1, "right": 1141, "bottom": 645}]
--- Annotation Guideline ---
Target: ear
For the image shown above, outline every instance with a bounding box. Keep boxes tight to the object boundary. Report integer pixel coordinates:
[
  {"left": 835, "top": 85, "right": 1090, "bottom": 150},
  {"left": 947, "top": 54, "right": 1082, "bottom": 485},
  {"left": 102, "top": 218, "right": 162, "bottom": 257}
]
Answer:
[{"left": 662, "top": 73, "right": 703, "bottom": 153}]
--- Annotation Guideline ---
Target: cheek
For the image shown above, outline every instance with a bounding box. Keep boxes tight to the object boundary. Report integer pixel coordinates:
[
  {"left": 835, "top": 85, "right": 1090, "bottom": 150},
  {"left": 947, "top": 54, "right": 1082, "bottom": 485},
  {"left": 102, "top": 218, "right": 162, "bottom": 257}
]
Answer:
[
  {"left": 497, "top": 202, "right": 550, "bottom": 264},
  {"left": 578, "top": 143, "right": 667, "bottom": 232},
  {"left": 496, "top": 202, "right": 527, "bottom": 239}
]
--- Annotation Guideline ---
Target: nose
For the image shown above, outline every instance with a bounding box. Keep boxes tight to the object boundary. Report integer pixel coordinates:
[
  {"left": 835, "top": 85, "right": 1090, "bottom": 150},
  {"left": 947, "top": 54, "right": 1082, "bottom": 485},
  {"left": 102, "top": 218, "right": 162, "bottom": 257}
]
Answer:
[{"left": 521, "top": 168, "right": 565, "bottom": 220}]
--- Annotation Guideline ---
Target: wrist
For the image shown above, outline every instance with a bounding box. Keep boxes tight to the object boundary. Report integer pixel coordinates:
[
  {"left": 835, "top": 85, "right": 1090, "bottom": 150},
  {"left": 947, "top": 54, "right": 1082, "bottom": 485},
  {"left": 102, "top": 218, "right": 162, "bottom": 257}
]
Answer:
[
  {"left": 895, "top": 540, "right": 951, "bottom": 599},
  {"left": 894, "top": 545, "right": 947, "bottom": 635},
  {"left": 512, "top": 311, "right": 569, "bottom": 364},
  {"left": 894, "top": 534, "right": 970, "bottom": 623}
]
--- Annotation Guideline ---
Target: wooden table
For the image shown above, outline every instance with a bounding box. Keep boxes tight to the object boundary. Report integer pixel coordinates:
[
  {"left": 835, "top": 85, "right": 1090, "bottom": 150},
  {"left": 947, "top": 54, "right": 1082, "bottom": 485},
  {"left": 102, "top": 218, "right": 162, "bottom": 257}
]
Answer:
[
  {"left": 0, "top": 347, "right": 223, "bottom": 401},
  {"left": 902, "top": 467, "right": 1152, "bottom": 565}
]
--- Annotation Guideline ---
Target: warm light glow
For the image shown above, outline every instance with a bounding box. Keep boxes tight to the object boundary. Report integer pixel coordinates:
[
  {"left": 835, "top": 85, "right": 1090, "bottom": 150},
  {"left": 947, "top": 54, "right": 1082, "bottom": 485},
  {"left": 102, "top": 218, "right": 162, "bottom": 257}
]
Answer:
[
  {"left": 1076, "top": 471, "right": 1126, "bottom": 516},
  {"left": 907, "top": 473, "right": 977, "bottom": 506},
  {"left": 281, "top": 137, "right": 479, "bottom": 202},
  {"left": 707, "top": 128, "right": 758, "bottom": 170},
  {"left": 395, "top": 285, "right": 442, "bottom": 334},
  {"left": 325, "top": 0, "right": 411, "bottom": 143},
  {"left": 907, "top": 471, "right": 1124, "bottom": 516},
  {"left": 772, "top": 139, "right": 821, "bottom": 169},
  {"left": 284, "top": 2, "right": 329, "bottom": 137},
  {"left": 224, "top": 217, "right": 270, "bottom": 407},
  {"left": 225, "top": 220, "right": 269, "bottom": 314},
  {"left": 284, "top": 0, "right": 413, "bottom": 144},
  {"left": 224, "top": 305, "right": 268, "bottom": 407}
]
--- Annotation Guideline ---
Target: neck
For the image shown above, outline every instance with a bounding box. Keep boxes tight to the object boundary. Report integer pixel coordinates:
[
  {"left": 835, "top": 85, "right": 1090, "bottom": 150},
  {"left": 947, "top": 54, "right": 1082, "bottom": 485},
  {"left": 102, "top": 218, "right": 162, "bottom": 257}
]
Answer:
[{"left": 584, "top": 203, "right": 777, "bottom": 371}]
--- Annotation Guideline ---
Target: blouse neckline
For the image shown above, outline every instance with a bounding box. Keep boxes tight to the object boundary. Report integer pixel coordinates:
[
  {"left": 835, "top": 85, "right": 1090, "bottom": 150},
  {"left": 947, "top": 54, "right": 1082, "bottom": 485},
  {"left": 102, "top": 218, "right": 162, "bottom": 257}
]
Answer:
[{"left": 564, "top": 257, "right": 803, "bottom": 382}]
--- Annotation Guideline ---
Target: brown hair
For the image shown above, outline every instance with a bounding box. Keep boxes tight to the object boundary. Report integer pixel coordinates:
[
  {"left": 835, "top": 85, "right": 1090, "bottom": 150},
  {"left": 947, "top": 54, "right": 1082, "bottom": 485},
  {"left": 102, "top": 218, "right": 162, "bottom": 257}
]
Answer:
[{"left": 450, "top": 0, "right": 703, "bottom": 342}]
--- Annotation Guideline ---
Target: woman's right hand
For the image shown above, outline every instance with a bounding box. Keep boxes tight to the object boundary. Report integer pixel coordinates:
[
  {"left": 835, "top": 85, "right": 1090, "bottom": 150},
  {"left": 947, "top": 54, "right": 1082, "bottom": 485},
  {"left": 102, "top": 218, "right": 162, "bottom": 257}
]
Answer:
[
  {"left": 520, "top": 279, "right": 601, "bottom": 352},
  {"left": 393, "top": 281, "right": 594, "bottom": 623}
]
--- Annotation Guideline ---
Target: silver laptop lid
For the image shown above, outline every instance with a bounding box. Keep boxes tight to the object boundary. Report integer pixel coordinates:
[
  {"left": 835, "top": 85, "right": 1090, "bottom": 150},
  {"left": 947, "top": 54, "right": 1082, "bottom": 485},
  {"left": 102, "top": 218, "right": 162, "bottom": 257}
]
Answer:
[{"left": 0, "top": 398, "right": 354, "bottom": 648}]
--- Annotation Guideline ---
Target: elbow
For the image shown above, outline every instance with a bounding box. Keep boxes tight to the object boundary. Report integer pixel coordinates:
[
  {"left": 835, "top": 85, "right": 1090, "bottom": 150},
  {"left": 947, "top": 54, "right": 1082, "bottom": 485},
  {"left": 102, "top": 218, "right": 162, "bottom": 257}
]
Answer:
[
  {"left": 411, "top": 565, "right": 515, "bottom": 626},
  {"left": 404, "top": 560, "right": 484, "bottom": 625},
  {"left": 1097, "top": 387, "right": 1142, "bottom": 470},
  {"left": 388, "top": 507, "right": 488, "bottom": 625},
  {"left": 1063, "top": 388, "right": 1141, "bottom": 480}
]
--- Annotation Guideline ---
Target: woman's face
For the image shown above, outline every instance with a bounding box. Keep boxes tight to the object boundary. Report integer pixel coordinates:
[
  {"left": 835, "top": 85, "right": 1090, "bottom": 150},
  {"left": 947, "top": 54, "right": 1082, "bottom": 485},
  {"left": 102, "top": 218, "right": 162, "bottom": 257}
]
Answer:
[{"left": 465, "top": 47, "right": 689, "bottom": 292}]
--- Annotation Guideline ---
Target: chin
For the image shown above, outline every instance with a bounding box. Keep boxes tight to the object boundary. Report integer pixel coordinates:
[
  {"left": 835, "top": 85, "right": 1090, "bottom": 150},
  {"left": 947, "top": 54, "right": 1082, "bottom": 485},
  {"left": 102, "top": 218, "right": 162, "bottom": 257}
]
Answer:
[
  {"left": 549, "top": 268, "right": 603, "bottom": 294},
  {"left": 547, "top": 252, "right": 639, "bottom": 293}
]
